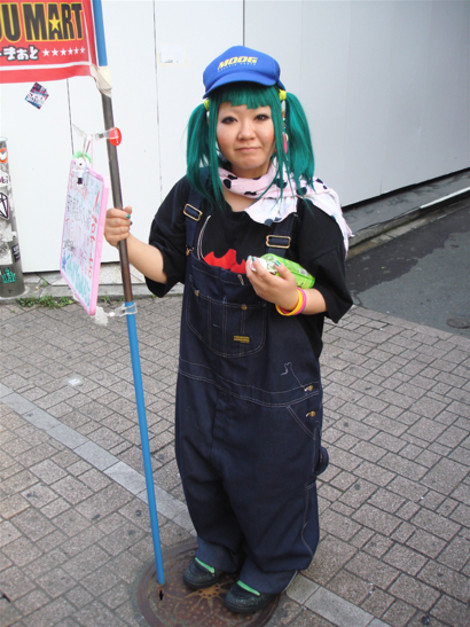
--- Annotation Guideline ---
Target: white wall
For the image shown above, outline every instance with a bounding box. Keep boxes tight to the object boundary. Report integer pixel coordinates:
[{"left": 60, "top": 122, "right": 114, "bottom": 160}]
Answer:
[
  {"left": 246, "top": 0, "right": 470, "bottom": 203},
  {"left": 1, "top": 0, "right": 469, "bottom": 272}
]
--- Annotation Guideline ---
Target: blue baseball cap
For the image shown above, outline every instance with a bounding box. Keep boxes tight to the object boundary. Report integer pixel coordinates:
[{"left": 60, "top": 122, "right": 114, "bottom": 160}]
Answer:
[{"left": 203, "top": 45, "right": 285, "bottom": 98}]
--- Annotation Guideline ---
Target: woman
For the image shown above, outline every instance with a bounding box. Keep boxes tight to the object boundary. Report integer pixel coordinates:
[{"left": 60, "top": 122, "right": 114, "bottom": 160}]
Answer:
[{"left": 105, "top": 45, "right": 352, "bottom": 615}]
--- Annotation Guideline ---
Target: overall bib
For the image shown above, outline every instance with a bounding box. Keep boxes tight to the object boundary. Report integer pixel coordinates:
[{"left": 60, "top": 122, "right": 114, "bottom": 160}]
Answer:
[{"left": 175, "top": 206, "right": 328, "bottom": 594}]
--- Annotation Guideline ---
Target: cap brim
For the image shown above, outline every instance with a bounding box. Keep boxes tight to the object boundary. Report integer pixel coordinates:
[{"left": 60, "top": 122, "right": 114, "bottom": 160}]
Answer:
[{"left": 203, "top": 73, "right": 285, "bottom": 98}]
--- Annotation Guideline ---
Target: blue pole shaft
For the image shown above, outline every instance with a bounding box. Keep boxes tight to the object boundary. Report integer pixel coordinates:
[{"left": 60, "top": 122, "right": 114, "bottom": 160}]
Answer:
[
  {"left": 126, "top": 306, "right": 165, "bottom": 584},
  {"left": 91, "top": 0, "right": 165, "bottom": 585},
  {"left": 91, "top": 0, "right": 108, "bottom": 66}
]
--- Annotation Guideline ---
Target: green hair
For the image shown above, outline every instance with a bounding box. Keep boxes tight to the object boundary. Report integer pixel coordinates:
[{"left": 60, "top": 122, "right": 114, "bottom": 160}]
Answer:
[{"left": 186, "top": 82, "right": 315, "bottom": 208}]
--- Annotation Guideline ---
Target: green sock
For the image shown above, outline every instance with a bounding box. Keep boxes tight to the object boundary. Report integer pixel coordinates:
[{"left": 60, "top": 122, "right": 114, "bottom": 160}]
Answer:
[
  {"left": 237, "top": 580, "right": 261, "bottom": 596},
  {"left": 195, "top": 557, "right": 215, "bottom": 574}
]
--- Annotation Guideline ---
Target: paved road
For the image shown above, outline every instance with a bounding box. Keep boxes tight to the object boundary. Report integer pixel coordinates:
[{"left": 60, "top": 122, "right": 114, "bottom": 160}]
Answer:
[{"left": 346, "top": 201, "right": 470, "bottom": 339}]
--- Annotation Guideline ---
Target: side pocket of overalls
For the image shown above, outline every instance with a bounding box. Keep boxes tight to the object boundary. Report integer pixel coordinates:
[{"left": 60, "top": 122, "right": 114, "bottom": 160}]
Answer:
[{"left": 289, "top": 400, "right": 328, "bottom": 558}]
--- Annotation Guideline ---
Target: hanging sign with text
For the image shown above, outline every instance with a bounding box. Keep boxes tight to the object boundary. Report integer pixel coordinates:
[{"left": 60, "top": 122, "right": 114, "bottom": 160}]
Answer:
[{"left": 61, "top": 158, "right": 108, "bottom": 315}]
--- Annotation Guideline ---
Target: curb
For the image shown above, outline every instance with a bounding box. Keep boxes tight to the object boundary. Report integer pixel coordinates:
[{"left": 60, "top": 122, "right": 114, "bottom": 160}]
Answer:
[{"left": 346, "top": 187, "right": 470, "bottom": 249}]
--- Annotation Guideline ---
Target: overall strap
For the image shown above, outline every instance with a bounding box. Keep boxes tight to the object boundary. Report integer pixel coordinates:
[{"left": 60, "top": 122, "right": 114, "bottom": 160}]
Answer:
[
  {"left": 265, "top": 212, "right": 296, "bottom": 257},
  {"left": 183, "top": 171, "right": 209, "bottom": 252},
  {"left": 183, "top": 187, "right": 204, "bottom": 253}
]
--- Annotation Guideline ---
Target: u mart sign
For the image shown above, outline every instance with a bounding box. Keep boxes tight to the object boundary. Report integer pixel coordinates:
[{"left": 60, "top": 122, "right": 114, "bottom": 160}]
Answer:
[
  {"left": 0, "top": 1, "right": 97, "bottom": 83},
  {"left": 1, "top": 3, "right": 87, "bottom": 41}
]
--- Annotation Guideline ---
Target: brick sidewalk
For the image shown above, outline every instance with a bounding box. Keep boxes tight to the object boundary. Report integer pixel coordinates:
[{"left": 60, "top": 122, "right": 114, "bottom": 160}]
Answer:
[{"left": 1, "top": 297, "right": 469, "bottom": 626}]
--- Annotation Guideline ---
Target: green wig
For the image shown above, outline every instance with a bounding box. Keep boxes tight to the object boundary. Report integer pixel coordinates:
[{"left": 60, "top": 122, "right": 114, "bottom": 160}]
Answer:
[{"left": 186, "top": 82, "right": 315, "bottom": 208}]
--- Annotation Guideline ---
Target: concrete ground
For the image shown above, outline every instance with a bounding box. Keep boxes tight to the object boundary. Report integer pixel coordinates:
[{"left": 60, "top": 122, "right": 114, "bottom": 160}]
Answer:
[{"left": 1, "top": 171, "right": 469, "bottom": 626}]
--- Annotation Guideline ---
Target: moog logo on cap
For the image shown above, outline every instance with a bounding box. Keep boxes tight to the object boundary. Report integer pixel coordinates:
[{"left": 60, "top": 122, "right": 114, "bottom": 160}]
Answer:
[{"left": 218, "top": 56, "right": 258, "bottom": 70}]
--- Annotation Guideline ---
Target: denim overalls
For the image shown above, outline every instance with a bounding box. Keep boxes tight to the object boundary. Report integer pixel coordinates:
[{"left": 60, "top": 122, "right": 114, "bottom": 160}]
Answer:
[{"left": 175, "top": 200, "right": 328, "bottom": 594}]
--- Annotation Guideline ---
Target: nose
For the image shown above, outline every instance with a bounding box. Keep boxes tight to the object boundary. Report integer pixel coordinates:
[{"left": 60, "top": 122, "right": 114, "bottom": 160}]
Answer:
[{"left": 238, "top": 119, "right": 255, "bottom": 139}]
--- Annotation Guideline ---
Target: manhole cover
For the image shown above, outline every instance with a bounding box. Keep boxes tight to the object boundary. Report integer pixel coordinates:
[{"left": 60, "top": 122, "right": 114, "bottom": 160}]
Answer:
[
  {"left": 447, "top": 317, "right": 470, "bottom": 329},
  {"left": 136, "top": 541, "right": 279, "bottom": 626}
]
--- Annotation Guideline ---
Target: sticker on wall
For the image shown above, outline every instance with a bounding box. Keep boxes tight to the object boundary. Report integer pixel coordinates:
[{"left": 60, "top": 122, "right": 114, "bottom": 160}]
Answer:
[
  {"left": 25, "top": 83, "right": 49, "bottom": 109},
  {"left": 12, "top": 244, "right": 21, "bottom": 262},
  {"left": 0, "top": 267, "right": 17, "bottom": 285},
  {"left": 0, "top": 192, "right": 9, "bottom": 219}
]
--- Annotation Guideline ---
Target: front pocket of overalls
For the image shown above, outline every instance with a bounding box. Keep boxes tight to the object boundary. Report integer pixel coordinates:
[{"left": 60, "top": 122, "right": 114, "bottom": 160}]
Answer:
[{"left": 186, "top": 275, "right": 267, "bottom": 358}]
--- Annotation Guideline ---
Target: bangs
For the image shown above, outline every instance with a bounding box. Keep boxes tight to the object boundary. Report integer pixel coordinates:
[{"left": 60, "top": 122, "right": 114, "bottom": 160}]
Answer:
[{"left": 211, "top": 82, "right": 279, "bottom": 110}]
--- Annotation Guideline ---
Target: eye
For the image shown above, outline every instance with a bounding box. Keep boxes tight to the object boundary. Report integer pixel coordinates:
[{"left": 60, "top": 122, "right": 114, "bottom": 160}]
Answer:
[{"left": 220, "top": 116, "right": 237, "bottom": 124}]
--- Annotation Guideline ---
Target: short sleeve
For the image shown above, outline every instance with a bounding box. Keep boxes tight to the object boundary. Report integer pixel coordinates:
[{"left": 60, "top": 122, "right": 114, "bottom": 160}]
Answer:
[
  {"left": 295, "top": 200, "right": 352, "bottom": 323},
  {"left": 145, "top": 177, "right": 191, "bottom": 297}
]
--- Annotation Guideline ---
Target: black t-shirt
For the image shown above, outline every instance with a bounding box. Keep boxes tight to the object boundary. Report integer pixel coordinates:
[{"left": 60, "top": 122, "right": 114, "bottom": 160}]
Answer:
[{"left": 146, "top": 176, "right": 352, "bottom": 357}]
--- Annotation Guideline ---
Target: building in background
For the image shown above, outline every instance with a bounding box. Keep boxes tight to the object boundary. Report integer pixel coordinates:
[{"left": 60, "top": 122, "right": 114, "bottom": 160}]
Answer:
[{"left": 1, "top": 0, "right": 469, "bottom": 272}]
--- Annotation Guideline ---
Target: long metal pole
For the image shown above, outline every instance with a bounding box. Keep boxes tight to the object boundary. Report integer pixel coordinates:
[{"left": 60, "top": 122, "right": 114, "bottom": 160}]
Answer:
[{"left": 92, "top": 0, "right": 165, "bottom": 586}]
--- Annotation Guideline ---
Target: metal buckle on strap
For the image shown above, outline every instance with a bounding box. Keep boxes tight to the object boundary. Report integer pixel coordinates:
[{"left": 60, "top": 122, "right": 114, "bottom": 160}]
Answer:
[
  {"left": 266, "top": 235, "right": 292, "bottom": 249},
  {"left": 183, "top": 203, "right": 203, "bottom": 221}
]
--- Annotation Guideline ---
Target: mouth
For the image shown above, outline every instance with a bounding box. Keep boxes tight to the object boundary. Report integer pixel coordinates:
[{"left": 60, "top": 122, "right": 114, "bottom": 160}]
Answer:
[{"left": 236, "top": 147, "right": 259, "bottom": 152}]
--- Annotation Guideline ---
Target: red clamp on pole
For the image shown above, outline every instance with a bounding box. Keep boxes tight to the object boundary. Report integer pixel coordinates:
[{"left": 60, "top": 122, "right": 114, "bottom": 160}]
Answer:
[{"left": 107, "top": 127, "right": 122, "bottom": 146}]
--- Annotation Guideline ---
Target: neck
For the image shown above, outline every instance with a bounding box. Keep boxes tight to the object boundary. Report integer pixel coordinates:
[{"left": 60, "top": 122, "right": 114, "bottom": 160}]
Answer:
[{"left": 223, "top": 187, "right": 256, "bottom": 212}]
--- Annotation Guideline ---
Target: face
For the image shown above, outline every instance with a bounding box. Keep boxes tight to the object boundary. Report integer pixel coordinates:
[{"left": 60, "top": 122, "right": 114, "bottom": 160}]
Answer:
[{"left": 216, "top": 102, "right": 275, "bottom": 179}]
